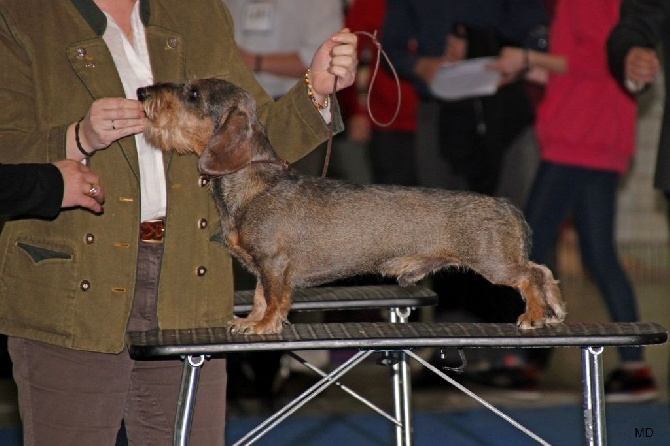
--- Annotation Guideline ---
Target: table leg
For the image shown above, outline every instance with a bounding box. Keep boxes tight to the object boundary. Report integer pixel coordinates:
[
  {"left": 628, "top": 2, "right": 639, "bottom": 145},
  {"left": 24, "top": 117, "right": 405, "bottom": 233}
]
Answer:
[
  {"left": 174, "top": 354, "right": 206, "bottom": 446},
  {"left": 390, "top": 307, "right": 413, "bottom": 446},
  {"left": 582, "top": 346, "right": 606, "bottom": 446}
]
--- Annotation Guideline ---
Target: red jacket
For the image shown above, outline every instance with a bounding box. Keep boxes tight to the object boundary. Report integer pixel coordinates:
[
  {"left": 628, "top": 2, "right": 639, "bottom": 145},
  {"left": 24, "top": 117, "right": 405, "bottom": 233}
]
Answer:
[{"left": 537, "top": 0, "right": 637, "bottom": 174}]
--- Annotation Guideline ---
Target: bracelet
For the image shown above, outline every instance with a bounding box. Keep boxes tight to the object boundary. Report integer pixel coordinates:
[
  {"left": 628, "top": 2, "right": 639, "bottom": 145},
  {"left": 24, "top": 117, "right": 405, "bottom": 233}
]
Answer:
[
  {"left": 254, "top": 53, "right": 262, "bottom": 73},
  {"left": 75, "top": 117, "right": 94, "bottom": 157},
  {"left": 522, "top": 49, "right": 530, "bottom": 74},
  {"left": 304, "top": 69, "right": 329, "bottom": 110}
]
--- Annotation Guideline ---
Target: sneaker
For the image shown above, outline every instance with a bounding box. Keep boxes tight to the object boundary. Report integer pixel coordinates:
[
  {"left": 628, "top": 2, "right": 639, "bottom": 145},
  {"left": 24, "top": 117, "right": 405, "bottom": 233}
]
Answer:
[{"left": 605, "top": 365, "right": 658, "bottom": 403}]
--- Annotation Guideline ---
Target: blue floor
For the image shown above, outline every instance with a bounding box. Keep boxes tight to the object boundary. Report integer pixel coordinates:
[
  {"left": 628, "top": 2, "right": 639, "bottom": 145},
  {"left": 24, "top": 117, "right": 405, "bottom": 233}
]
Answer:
[
  {"left": 1, "top": 403, "right": 667, "bottom": 445},
  {"left": 227, "top": 403, "right": 670, "bottom": 446}
]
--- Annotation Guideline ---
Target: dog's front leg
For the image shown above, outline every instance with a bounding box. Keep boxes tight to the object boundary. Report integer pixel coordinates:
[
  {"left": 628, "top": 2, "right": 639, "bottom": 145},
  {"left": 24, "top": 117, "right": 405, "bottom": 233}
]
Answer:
[
  {"left": 228, "top": 282, "right": 268, "bottom": 333},
  {"left": 230, "top": 271, "right": 292, "bottom": 335}
]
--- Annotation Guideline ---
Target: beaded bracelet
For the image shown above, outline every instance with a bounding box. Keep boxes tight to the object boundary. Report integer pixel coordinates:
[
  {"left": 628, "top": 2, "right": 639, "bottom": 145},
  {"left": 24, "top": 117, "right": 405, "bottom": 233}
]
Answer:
[
  {"left": 75, "top": 117, "right": 94, "bottom": 158},
  {"left": 304, "top": 69, "right": 329, "bottom": 110}
]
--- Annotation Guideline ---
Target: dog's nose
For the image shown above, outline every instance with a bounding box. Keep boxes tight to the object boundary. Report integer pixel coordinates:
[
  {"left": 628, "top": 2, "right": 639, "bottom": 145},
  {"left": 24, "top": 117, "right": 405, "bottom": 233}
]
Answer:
[{"left": 137, "top": 87, "right": 149, "bottom": 101}]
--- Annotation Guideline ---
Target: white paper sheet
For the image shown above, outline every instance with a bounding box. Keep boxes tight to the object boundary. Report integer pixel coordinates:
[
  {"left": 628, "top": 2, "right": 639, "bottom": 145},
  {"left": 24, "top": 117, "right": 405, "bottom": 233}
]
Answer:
[{"left": 429, "top": 57, "right": 501, "bottom": 101}]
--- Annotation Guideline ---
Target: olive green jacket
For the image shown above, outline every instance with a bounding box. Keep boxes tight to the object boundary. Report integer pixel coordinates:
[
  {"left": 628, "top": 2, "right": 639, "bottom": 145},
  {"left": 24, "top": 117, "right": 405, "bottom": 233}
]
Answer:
[{"left": 0, "top": 0, "right": 340, "bottom": 352}]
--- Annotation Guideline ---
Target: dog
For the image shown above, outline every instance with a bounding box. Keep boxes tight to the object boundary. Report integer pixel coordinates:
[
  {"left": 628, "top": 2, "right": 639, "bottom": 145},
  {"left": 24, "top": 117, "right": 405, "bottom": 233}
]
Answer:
[{"left": 138, "top": 78, "right": 566, "bottom": 335}]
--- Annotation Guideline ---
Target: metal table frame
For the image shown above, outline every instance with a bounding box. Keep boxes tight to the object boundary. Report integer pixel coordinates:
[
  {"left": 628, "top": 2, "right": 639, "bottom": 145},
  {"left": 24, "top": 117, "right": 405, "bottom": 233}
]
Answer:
[
  {"left": 230, "top": 285, "right": 436, "bottom": 446},
  {"left": 127, "top": 289, "right": 667, "bottom": 446}
]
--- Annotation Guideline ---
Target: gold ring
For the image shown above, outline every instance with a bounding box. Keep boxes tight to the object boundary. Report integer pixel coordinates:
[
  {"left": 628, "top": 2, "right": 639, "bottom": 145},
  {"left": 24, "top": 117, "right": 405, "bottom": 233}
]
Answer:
[{"left": 88, "top": 184, "right": 99, "bottom": 196}]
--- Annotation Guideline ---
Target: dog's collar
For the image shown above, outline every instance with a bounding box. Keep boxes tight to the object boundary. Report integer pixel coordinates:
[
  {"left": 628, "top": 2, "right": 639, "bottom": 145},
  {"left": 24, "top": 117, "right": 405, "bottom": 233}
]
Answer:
[
  {"left": 249, "top": 159, "right": 292, "bottom": 170},
  {"left": 203, "top": 159, "right": 292, "bottom": 180}
]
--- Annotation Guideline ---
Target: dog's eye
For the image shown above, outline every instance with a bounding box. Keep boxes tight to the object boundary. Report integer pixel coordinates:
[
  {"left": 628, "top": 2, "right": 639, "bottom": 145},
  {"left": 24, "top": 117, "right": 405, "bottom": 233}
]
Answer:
[{"left": 188, "top": 88, "right": 199, "bottom": 101}]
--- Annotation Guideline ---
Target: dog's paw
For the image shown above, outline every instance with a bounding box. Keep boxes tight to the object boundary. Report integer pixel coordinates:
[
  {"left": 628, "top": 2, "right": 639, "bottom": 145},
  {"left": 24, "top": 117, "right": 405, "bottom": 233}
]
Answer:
[
  {"left": 516, "top": 310, "right": 566, "bottom": 329},
  {"left": 516, "top": 313, "right": 546, "bottom": 330},
  {"left": 227, "top": 315, "right": 287, "bottom": 335}
]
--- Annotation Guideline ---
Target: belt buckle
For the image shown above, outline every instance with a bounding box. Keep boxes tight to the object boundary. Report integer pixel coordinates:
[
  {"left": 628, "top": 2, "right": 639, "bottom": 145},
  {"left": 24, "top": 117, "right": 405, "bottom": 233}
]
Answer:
[{"left": 140, "top": 219, "right": 165, "bottom": 244}]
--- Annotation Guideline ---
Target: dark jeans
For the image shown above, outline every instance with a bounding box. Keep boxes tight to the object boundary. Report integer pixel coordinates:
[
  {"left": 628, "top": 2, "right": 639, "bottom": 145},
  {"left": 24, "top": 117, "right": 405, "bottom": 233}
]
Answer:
[{"left": 525, "top": 161, "right": 642, "bottom": 363}]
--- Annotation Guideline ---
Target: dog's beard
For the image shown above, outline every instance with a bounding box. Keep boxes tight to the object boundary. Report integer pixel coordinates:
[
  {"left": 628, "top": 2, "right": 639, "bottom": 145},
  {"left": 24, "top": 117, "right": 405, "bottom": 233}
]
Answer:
[{"left": 143, "top": 107, "right": 214, "bottom": 156}]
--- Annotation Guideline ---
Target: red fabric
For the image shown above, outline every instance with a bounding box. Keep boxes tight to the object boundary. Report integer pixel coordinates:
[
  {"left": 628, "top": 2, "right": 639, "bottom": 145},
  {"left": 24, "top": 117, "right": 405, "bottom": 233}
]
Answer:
[
  {"left": 341, "top": 0, "right": 418, "bottom": 131},
  {"left": 536, "top": 0, "right": 637, "bottom": 174}
]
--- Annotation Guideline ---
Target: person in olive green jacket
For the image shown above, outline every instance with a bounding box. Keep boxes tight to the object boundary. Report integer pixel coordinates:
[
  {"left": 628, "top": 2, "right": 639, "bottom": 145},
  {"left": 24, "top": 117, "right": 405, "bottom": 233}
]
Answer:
[{"left": 0, "top": 0, "right": 357, "bottom": 444}]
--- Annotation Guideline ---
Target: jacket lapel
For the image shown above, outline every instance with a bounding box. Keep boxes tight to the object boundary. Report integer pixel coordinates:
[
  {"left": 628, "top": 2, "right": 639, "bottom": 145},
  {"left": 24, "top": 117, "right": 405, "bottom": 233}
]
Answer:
[{"left": 65, "top": 0, "right": 186, "bottom": 178}]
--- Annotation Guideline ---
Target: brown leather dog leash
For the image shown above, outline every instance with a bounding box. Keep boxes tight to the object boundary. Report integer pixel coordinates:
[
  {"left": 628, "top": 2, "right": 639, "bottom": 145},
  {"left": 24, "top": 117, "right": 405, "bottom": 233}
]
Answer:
[{"left": 321, "top": 30, "right": 402, "bottom": 177}]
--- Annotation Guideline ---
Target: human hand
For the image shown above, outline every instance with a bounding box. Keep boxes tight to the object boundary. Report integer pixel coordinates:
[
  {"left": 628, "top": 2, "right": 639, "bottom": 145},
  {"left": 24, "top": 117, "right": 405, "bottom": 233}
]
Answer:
[
  {"left": 444, "top": 33, "right": 467, "bottom": 63},
  {"left": 54, "top": 159, "right": 105, "bottom": 212},
  {"left": 413, "top": 56, "right": 447, "bottom": 84},
  {"left": 77, "top": 98, "right": 146, "bottom": 155},
  {"left": 308, "top": 28, "right": 358, "bottom": 98},
  {"left": 625, "top": 47, "right": 660, "bottom": 89},
  {"left": 488, "top": 47, "right": 525, "bottom": 80}
]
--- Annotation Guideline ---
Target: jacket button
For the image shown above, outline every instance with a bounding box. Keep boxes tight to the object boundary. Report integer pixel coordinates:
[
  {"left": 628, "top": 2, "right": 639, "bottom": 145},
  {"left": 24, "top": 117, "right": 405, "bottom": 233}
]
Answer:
[
  {"left": 85, "top": 233, "right": 95, "bottom": 244},
  {"left": 80, "top": 280, "right": 91, "bottom": 291},
  {"left": 198, "top": 218, "right": 208, "bottom": 229},
  {"left": 196, "top": 266, "right": 207, "bottom": 277},
  {"left": 166, "top": 37, "right": 178, "bottom": 49},
  {"left": 75, "top": 47, "right": 87, "bottom": 59},
  {"left": 198, "top": 176, "right": 209, "bottom": 187}
]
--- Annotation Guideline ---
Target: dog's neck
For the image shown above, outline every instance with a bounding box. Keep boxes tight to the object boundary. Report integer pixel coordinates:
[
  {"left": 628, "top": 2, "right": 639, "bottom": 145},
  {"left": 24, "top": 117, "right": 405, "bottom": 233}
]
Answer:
[{"left": 249, "top": 159, "right": 292, "bottom": 170}]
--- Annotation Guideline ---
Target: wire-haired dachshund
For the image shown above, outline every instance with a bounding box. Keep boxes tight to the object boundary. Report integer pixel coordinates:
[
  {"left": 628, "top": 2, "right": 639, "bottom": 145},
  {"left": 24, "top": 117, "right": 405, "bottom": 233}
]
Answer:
[{"left": 138, "top": 78, "right": 566, "bottom": 335}]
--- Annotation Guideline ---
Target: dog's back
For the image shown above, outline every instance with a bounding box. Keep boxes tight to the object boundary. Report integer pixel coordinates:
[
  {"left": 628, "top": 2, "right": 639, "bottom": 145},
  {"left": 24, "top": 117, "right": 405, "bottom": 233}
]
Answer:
[{"left": 222, "top": 171, "right": 529, "bottom": 288}]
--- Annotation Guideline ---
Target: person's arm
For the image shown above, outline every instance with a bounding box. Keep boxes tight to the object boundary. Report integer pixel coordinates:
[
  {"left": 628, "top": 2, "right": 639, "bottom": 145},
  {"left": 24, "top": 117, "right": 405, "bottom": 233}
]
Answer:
[
  {"left": 0, "top": 163, "right": 63, "bottom": 217},
  {"left": 607, "top": 0, "right": 665, "bottom": 93},
  {"left": 0, "top": 8, "right": 144, "bottom": 167},
  {"left": 493, "top": 0, "right": 617, "bottom": 85},
  {"left": 0, "top": 161, "right": 105, "bottom": 217},
  {"left": 492, "top": 47, "right": 566, "bottom": 85}
]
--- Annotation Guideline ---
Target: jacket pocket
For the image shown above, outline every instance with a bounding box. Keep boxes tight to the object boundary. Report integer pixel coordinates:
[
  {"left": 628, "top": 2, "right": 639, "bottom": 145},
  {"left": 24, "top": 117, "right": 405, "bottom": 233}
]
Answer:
[
  {"left": 0, "top": 235, "right": 78, "bottom": 339},
  {"left": 17, "top": 242, "right": 72, "bottom": 263}
]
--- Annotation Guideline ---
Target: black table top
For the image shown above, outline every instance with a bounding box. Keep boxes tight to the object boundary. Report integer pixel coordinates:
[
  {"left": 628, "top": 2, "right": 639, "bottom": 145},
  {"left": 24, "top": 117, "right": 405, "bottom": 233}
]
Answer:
[{"left": 128, "top": 321, "right": 668, "bottom": 359}]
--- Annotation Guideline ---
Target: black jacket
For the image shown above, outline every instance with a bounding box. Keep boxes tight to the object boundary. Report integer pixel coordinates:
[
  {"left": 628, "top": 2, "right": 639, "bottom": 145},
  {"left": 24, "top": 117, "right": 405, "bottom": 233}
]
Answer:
[
  {"left": 608, "top": 0, "right": 670, "bottom": 193},
  {"left": 0, "top": 163, "right": 63, "bottom": 217}
]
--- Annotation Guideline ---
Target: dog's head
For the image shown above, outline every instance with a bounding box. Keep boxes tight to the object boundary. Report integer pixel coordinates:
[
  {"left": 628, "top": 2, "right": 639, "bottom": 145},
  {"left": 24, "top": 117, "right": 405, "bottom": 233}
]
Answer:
[{"left": 138, "top": 78, "right": 264, "bottom": 176}]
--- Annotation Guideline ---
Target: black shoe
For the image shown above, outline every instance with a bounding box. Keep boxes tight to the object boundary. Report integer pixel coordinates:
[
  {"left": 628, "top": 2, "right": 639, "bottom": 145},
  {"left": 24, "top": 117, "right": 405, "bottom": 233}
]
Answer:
[{"left": 605, "top": 365, "right": 658, "bottom": 403}]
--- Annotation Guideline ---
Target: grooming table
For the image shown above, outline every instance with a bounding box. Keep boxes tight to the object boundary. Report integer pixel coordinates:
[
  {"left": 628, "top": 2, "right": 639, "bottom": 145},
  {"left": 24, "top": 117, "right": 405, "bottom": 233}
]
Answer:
[
  {"left": 232, "top": 284, "right": 437, "bottom": 446},
  {"left": 131, "top": 285, "right": 437, "bottom": 445},
  {"left": 127, "top": 289, "right": 667, "bottom": 446}
]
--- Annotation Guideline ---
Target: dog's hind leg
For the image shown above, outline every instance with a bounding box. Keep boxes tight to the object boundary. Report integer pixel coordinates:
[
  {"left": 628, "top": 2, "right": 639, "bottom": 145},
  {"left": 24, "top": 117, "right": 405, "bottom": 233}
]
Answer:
[
  {"left": 521, "top": 262, "right": 566, "bottom": 326},
  {"left": 468, "top": 259, "right": 564, "bottom": 329},
  {"left": 512, "top": 262, "right": 565, "bottom": 329}
]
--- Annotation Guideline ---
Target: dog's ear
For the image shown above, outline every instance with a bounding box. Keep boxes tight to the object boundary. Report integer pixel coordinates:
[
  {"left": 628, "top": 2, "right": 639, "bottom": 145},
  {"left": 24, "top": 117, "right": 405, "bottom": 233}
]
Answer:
[{"left": 198, "top": 106, "right": 254, "bottom": 176}]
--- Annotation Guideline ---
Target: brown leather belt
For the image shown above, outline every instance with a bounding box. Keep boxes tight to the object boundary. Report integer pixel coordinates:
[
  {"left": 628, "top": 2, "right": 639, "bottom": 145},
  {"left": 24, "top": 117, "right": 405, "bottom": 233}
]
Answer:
[{"left": 140, "top": 219, "right": 165, "bottom": 243}]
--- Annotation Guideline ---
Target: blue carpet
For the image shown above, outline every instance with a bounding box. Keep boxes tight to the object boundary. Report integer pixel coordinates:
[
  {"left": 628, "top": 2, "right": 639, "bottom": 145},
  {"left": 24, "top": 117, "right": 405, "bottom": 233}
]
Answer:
[
  {"left": 1, "top": 403, "right": 667, "bottom": 445},
  {"left": 226, "top": 403, "right": 669, "bottom": 446}
]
